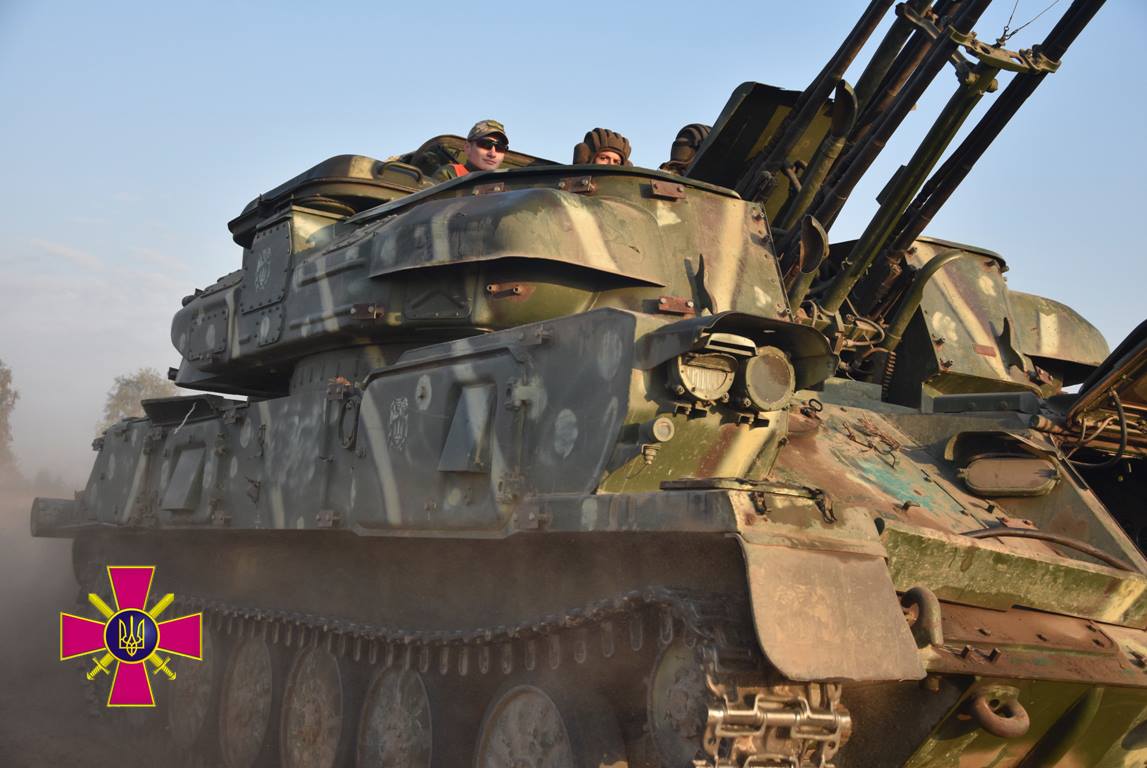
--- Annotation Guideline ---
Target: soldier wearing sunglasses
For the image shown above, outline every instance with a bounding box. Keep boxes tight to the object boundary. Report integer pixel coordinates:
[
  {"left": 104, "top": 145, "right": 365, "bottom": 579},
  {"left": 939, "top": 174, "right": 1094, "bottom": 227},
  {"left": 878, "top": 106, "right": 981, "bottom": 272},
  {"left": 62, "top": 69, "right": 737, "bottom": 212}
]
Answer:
[{"left": 435, "top": 119, "right": 509, "bottom": 181}]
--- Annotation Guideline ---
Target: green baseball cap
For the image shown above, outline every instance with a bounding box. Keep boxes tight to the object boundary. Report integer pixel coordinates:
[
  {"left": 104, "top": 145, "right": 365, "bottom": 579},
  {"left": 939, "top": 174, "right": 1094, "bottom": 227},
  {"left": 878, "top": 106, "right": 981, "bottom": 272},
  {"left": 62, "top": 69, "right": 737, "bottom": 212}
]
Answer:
[{"left": 467, "top": 119, "right": 508, "bottom": 143}]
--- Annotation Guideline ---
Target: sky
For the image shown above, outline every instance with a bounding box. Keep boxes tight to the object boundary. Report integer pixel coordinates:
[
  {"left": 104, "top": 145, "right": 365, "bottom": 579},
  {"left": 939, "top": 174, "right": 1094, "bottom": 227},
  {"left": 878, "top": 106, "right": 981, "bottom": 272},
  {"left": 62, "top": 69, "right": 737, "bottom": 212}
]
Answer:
[{"left": 0, "top": 0, "right": 1143, "bottom": 482}]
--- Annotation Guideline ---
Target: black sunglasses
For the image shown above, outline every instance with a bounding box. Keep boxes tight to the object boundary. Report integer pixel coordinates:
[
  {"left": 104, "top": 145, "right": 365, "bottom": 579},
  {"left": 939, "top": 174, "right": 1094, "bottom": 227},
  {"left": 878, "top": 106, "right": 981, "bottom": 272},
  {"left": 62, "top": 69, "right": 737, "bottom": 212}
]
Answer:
[{"left": 474, "top": 138, "right": 508, "bottom": 152}]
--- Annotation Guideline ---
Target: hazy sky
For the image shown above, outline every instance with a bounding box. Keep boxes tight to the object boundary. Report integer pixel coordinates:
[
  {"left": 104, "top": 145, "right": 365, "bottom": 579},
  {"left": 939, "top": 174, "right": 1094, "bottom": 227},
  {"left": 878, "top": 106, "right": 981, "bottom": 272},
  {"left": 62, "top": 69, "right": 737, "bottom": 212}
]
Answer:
[{"left": 1, "top": 1, "right": 1143, "bottom": 481}]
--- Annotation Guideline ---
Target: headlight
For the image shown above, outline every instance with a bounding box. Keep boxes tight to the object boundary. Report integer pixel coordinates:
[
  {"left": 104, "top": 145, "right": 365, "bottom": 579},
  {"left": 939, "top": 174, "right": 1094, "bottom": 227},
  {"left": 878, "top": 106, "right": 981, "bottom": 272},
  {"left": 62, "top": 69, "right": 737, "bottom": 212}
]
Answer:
[
  {"left": 669, "top": 352, "right": 738, "bottom": 402},
  {"left": 737, "top": 346, "right": 795, "bottom": 411},
  {"left": 665, "top": 333, "right": 793, "bottom": 411}
]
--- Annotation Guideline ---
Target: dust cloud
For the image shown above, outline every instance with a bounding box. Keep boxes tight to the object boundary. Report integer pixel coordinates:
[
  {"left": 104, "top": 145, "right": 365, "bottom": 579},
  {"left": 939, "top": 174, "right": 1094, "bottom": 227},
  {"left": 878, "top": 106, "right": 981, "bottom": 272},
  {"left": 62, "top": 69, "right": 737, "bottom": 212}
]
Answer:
[{"left": 0, "top": 481, "right": 167, "bottom": 766}]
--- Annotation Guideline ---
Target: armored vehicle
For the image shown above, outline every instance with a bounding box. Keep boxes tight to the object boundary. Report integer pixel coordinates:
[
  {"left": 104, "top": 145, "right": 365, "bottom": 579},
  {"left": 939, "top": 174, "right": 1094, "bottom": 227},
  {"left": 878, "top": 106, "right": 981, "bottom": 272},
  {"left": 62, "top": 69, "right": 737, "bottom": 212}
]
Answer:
[{"left": 33, "top": 0, "right": 1147, "bottom": 765}]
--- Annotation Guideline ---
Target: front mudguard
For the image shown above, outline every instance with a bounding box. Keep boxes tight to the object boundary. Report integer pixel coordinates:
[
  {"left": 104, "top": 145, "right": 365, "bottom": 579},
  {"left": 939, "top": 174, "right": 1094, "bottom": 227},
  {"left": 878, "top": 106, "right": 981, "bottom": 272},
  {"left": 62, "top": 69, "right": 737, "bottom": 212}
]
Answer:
[{"left": 734, "top": 498, "right": 925, "bottom": 682}]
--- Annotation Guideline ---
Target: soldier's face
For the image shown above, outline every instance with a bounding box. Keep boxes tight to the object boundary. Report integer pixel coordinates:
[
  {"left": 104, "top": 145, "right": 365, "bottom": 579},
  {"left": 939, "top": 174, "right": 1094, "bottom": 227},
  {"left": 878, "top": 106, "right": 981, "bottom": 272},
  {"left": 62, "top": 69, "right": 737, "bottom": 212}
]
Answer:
[
  {"left": 466, "top": 137, "right": 506, "bottom": 170},
  {"left": 593, "top": 150, "right": 623, "bottom": 166}
]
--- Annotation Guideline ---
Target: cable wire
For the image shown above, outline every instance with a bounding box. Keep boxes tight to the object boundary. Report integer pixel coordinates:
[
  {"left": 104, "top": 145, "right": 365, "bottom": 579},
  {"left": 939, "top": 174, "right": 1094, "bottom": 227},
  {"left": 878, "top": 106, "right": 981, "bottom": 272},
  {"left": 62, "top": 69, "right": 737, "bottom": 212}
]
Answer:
[
  {"left": 1068, "top": 392, "right": 1128, "bottom": 470},
  {"left": 998, "top": 0, "right": 1064, "bottom": 44},
  {"left": 963, "top": 527, "right": 1135, "bottom": 572}
]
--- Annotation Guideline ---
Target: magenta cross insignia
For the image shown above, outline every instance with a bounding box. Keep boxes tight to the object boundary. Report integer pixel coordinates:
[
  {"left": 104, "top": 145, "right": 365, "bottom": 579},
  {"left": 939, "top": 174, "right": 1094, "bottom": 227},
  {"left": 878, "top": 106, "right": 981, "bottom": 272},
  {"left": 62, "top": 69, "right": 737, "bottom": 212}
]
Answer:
[{"left": 60, "top": 566, "right": 202, "bottom": 707}]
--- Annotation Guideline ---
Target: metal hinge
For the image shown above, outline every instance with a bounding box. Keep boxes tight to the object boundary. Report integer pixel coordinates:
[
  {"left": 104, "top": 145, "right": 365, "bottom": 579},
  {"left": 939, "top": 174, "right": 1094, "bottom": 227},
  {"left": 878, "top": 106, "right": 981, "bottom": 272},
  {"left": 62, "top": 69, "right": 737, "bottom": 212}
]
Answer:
[
  {"left": 349, "top": 303, "right": 387, "bottom": 321},
  {"left": 472, "top": 181, "right": 506, "bottom": 196},
  {"left": 486, "top": 282, "right": 534, "bottom": 300},
  {"left": 649, "top": 179, "right": 686, "bottom": 200},
  {"left": 656, "top": 295, "right": 697, "bottom": 316},
  {"left": 557, "top": 176, "right": 595, "bottom": 194}
]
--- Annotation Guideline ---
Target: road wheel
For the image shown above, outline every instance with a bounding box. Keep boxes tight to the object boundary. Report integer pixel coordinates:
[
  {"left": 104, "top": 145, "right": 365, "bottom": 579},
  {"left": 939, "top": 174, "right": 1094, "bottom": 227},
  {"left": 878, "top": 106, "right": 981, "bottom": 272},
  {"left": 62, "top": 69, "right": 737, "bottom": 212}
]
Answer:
[
  {"left": 474, "top": 681, "right": 626, "bottom": 767},
  {"left": 356, "top": 667, "right": 432, "bottom": 767},
  {"left": 218, "top": 634, "right": 279, "bottom": 768},
  {"left": 646, "top": 636, "right": 709, "bottom": 765},
  {"left": 280, "top": 645, "right": 353, "bottom": 768},
  {"left": 169, "top": 628, "right": 218, "bottom": 751}
]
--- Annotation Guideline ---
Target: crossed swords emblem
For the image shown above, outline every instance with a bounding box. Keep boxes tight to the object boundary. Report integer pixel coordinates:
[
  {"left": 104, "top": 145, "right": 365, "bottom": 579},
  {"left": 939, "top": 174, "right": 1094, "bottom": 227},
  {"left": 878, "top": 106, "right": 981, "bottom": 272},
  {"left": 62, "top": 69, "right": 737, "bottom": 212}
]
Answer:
[{"left": 85, "top": 592, "right": 176, "bottom": 681}]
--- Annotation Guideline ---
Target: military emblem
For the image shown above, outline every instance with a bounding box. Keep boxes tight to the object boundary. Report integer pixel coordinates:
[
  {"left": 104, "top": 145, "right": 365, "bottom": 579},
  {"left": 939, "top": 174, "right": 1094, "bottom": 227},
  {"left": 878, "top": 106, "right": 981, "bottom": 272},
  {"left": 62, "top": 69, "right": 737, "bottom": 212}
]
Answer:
[
  {"left": 388, "top": 396, "right": 409, "bottom": 449},
  {"left": 254, "top": 247, "right": 272, "bottom": 290},
  {"left": 60, "top": 566, "right": 202, "bottom": 707}
]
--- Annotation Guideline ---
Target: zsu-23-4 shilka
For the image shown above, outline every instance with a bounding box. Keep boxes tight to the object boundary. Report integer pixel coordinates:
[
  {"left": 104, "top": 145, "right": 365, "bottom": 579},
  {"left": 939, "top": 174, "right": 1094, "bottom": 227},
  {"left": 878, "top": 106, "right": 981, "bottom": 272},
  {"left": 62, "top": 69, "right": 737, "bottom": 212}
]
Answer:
[{"left": 32, "top": 0, "right": 1147, "bottom": 766}]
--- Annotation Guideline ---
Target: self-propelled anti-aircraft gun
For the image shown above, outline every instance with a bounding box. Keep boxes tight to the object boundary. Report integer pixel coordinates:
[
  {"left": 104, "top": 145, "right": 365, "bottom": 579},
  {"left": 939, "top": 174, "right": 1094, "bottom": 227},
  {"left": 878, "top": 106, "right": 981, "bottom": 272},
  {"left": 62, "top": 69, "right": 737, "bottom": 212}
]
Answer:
[{"left": 32, "top": 1, "right": 1147, "bottom": 766}]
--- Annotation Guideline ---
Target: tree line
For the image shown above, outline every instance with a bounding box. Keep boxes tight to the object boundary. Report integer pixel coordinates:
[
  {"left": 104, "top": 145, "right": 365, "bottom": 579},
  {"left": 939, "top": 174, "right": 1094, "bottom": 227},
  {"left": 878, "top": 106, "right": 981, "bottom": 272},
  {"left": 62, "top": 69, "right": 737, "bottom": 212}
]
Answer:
[{"left": 0, "top": 358, "right": 177, "bottom": 487}]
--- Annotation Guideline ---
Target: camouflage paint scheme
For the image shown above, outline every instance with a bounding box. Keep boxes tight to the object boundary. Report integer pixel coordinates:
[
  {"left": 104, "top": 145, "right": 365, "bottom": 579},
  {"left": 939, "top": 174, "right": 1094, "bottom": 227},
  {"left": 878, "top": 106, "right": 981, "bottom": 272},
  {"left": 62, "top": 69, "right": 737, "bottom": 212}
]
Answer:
[
  {"left": 31, "top": 2, "right": 1147, "bottom": 765},
  {"left": 32, "top": 159, "right": 1147, "bottom": 765}
]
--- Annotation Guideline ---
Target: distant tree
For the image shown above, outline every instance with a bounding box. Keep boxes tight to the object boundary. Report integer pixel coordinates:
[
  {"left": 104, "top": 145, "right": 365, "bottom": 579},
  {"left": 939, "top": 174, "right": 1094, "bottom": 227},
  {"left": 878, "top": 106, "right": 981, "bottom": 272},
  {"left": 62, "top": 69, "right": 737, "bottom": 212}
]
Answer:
[
  {"left": 99, "top": 368, "right": 179, "bottom": 432},
  {"left": 0, "top": 358, "right": 17, "bottom": 480},
  {"left": 31, "top": 468, "right": 69, "bottom": 494}
]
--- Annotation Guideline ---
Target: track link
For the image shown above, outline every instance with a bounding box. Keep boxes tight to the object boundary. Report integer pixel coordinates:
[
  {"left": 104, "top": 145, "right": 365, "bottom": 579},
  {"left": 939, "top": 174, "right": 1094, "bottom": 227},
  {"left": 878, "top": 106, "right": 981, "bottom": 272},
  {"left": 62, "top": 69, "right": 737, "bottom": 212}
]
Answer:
[{"left": 153, "top": 586, "right": 850, "bottom": 767}]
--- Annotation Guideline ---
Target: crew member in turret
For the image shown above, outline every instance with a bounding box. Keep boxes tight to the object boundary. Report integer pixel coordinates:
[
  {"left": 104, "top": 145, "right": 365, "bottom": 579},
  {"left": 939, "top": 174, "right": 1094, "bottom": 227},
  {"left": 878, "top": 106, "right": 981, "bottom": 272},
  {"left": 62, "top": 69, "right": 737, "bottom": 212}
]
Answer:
[
  {"left": 573, "top": 128, "right": 632, "bottom": 166},
  {"left": 434, "top": 119, "right": 509, "bottom": 180},
  {"left": 659, "top": 123, "right": 710, "bottom": 174}
]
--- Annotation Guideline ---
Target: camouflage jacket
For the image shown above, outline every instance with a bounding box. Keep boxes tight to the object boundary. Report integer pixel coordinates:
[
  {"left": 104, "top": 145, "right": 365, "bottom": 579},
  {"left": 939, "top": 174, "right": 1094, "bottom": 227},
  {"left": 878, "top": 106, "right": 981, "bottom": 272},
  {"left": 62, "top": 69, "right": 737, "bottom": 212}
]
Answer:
[{"left": 431, "top": 161, "right": 475, "bottom": 183}]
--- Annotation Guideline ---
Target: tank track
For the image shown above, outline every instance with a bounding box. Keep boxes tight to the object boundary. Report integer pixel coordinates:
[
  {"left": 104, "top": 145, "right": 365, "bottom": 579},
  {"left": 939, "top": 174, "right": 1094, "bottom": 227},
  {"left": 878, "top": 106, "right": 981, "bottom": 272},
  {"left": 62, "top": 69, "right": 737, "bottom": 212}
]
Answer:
[{"left": 160, "top": 586, "right": 851, "bottom": 767}]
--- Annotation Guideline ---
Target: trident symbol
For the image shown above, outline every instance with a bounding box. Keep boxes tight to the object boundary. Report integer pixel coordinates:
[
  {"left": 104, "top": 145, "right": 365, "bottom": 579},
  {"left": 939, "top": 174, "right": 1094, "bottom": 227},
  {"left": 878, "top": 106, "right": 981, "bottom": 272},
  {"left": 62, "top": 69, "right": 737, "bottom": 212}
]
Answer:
[
  {"left": 118, "top": 614, "right": 147, "bottom": 656},
  {"left": 86, "top": 593, "right": 176, "bottom": 681}
]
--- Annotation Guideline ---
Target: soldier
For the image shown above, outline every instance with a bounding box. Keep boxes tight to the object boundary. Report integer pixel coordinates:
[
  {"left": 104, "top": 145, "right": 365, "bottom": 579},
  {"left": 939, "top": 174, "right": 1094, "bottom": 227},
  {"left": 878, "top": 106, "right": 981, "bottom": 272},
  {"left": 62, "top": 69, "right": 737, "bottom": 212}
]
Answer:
[
  {"left": 434, "top": 119, "right": 509, "bottom": 180},
  {"left": 659, "top": 123, "right": 711, "bottom": 174},
  {"left": 572, "top": 128, "right": 632, "bottom": 166}
]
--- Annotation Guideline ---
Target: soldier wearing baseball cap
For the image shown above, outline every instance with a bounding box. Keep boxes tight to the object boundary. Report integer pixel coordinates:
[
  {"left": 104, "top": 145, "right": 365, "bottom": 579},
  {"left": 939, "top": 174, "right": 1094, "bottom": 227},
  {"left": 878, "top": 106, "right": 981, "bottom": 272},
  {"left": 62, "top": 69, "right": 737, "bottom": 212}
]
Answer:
[{"left": 434, "top": 119, "right": 510, "bottom": 181}]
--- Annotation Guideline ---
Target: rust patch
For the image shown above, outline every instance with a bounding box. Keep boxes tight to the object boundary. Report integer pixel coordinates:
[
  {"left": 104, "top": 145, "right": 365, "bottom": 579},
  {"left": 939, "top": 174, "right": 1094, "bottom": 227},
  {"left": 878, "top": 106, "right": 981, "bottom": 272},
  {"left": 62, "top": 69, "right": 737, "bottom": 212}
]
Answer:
[
  {"left": 697, "top": 423, "right": 742, "bottom": 477},
  {"left": 656, "top": 295, "right": 697, "bottom": 316},
  {"left": 649, "top": 179, "right": 686, "bottom": 200},
  {"left": 556, "top": 176, "right": 595, "bottom": 194},
  {"left": 927, "top": 601, "right": 1140, "bottom": 685},
  {"left": 471, "top": 181, "right": 505, "bottom": 195},
  {"left": 776, "top": 404, "right": 974, "bottom": 532}
]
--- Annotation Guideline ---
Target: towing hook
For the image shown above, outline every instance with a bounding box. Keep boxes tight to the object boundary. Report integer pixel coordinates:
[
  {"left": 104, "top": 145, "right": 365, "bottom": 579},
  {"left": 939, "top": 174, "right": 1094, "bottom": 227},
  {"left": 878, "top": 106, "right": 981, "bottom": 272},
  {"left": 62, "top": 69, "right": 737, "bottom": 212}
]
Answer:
[{"left": 969, "top": 688, "right": 1030, "bottom": 739}]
